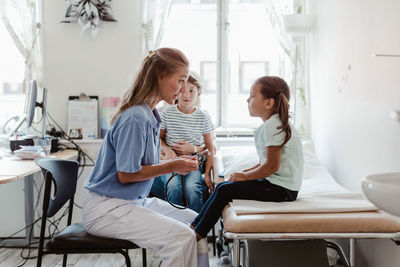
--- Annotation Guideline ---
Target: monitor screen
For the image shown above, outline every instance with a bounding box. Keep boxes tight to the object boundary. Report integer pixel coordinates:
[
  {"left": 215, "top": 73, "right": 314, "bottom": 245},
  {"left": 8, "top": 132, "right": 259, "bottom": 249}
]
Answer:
[
  {"left": 10, "top": 80, "right": 47, "bottom": 137},
  {"left": 26, "top": 80, "right": 38, "bottom": 128}
]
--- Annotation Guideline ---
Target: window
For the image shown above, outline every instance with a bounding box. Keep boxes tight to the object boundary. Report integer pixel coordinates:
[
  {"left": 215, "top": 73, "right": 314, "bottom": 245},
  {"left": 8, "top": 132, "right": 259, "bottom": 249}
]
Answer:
[
  {"left": 0, "top": 20, "right": 25, "bottom": 130},
  {"left": 200, "top": 61, "right": 216, "bottom": 94},
  {"left": 161, "top": 0, "right": 294, "bottom": 133},
  {"left": 239, "top": 61, "right": 270, "bottom": 94}
]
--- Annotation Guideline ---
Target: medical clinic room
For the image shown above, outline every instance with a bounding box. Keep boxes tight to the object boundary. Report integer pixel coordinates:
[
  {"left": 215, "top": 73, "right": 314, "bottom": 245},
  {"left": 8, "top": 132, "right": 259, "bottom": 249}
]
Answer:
[{"left": 1, "top": 0, "right": 400, "bottom": 267}]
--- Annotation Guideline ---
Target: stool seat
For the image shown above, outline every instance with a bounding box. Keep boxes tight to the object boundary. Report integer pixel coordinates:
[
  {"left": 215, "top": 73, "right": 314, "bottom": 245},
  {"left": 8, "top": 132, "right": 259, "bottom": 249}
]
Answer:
[{"left": 47, "top": 223, "right": 139, "bottom": 251}]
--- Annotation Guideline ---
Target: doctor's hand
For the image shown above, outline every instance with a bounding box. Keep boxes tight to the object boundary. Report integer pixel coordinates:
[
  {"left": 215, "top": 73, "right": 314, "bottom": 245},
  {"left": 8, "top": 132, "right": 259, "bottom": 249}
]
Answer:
[
  {"left": 171, "top": 156, "right": 198, "bottom": 175},
  {"left": 228, "top": 171, "right": 247, "bottom": 182},
  {"left": 172, "top": 140, "right": 195, "bottom": 156}
]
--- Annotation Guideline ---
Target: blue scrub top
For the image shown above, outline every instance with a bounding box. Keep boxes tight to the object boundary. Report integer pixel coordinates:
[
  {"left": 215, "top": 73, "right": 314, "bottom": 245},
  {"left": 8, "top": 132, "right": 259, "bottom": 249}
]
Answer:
[{"left": 85, "top": 104, "right": 161, "bottom": 200}]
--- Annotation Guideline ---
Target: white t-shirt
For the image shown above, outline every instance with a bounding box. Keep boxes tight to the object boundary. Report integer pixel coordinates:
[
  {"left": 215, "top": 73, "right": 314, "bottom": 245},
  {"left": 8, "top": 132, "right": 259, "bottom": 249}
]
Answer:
[
  {"left": 161, "top": 105, "right": 214, "bottom": 146},
  {"left": 254, "top": 114, "right": 304, "bottom": 191}
]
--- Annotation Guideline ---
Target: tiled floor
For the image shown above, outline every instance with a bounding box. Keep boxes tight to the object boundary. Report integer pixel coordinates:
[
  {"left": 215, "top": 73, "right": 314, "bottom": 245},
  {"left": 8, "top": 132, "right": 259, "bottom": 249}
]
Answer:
[{"left": 0, "top": 242, "right": 223, "bottom": 267}]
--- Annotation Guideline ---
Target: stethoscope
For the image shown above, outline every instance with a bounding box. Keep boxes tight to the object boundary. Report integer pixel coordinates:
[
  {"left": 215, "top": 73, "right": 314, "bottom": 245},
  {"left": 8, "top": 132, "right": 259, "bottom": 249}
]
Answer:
[{"left": 164, "top": 150, "right": 208, "bottom": 209}]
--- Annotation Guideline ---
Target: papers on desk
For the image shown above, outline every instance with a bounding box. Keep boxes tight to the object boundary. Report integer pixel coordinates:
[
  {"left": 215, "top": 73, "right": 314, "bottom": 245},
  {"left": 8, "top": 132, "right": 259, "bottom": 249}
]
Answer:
[{"left": 13, "top": 145, "right": 45, "bottom": 159}]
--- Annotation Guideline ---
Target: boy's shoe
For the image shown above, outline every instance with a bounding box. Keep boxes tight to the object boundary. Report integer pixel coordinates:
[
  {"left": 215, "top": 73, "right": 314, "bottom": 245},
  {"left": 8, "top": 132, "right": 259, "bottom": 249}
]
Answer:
[{"left": 197, "top": 238, "right": 210, "bottom": 254}]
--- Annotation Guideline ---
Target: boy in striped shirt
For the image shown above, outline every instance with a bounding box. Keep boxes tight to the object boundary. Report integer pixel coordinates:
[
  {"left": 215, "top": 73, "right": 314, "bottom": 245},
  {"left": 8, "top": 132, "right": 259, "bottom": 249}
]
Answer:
[{"left": 151, "top": 72, "right": 215, "bottom": 212}]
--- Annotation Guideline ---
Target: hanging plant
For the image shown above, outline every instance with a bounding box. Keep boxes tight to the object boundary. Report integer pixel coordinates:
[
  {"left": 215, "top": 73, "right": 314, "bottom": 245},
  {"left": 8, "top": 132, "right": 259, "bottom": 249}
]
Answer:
[{"left": 61, "top": 0, "right": 116, "bottom": 37}]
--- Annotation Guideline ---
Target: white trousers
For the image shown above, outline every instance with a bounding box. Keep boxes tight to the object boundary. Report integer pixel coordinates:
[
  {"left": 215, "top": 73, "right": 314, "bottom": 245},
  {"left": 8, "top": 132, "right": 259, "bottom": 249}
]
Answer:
[{"left": 82, "top": 191, "right": 208, "bottom": 267}]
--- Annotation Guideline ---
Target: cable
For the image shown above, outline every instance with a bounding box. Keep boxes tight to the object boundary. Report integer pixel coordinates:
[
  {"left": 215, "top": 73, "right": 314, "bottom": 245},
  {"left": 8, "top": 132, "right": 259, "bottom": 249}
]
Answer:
[
  {"left": 46, "top": 111, "right": 97, "bottom": 211},
  {"left": 46, "top": 111, "right": 95, "bottom": 167},
  {"left": 16, "top": 218, "right": 37, "bottom": 267},
  {"left": 164, "top": 173, "right": 189, "bottom": 209},
  {"left": 46, "top": 112, "right": 93, "bottom": 211},
  {"left": 0, "top": 218, "right": 42, "bottom": 249}
]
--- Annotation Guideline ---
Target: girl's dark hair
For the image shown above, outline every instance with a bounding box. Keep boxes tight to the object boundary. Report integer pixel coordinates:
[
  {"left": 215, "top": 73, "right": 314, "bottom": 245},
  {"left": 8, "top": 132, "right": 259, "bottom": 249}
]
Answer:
[
  {"left": 111, "top": 47, "right": 189, "bottom": 124},
  {"left": 255, "top": 76, "right": 291, "bottom": 146}
]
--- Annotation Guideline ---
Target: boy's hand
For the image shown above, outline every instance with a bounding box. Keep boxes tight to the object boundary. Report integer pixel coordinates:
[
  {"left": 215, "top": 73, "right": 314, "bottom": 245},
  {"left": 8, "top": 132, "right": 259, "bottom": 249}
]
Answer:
[
  {"left": 161, "top": 146, "right": 177, "bottom": 160},
  {"left": 228, "top": 171, "right": 247, "bottom": 182},
  {"left": 172, "top": 140, "right": 195, "bottom": 156}
]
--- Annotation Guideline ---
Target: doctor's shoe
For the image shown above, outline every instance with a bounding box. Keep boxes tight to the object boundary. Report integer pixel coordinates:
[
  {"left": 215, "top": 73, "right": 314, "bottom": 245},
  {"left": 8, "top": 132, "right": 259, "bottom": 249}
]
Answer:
[{"left": 197, "top": 238, "right": 210, "bottom": 254}]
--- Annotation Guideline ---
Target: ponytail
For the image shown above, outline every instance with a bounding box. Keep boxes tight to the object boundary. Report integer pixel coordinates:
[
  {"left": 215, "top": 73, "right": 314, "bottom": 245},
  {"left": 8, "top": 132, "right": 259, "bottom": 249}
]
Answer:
[
  {"left": 275, "top": 92, "right": 291, "bottom": 146},
  {"left": 255, "top": 76, "right": 292, "bottom": 147}
]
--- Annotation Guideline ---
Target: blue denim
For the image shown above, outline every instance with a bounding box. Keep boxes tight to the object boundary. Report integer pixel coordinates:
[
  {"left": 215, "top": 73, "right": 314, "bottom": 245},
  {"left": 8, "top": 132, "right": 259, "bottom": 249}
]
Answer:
[
  {"left": 191, "top": 180, "right": 298, "bottom": 237},
  {"left": 150, "top": 166, "right": 208, "bottom": 213}
]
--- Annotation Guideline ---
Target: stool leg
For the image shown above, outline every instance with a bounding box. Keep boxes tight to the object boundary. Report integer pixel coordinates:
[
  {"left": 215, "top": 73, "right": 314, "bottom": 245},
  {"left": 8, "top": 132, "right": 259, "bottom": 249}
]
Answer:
[
  {"left": 212, "top": 226, "right": 216, "bottom": 256},
  {"left": 62, "top": 254, "right": 68, "bottom": 267},
  {"left": 142, "top": 248, "right": 147, "bottom": 267},
  {"left": 120, "top": 250, "right": 131, "bottom": 267}
]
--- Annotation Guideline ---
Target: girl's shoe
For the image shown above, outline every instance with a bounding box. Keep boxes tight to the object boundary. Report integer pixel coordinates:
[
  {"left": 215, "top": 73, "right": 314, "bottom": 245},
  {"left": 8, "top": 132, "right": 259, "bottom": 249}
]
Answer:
[{"left": 197, "top": 238, "right": 210, "bottom": 254}]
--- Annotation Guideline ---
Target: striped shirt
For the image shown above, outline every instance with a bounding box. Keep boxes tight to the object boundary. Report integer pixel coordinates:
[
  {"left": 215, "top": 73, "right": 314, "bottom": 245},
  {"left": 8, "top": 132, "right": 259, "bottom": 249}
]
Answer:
[{"left": 161, "top": 105, "right": 214, "bottom": 146}]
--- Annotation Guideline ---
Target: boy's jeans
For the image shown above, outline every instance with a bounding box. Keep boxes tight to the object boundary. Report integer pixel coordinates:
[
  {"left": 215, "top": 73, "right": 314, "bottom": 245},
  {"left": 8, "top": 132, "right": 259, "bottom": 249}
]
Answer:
[{"left": 151, "top": 166, "right": 208, "bottom": 213}]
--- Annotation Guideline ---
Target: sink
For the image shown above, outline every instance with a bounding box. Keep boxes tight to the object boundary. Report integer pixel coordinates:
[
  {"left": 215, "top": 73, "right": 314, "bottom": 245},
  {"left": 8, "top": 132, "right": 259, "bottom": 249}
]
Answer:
[{"left": 362, "top": 172, "right": 400, "bottom": 217}]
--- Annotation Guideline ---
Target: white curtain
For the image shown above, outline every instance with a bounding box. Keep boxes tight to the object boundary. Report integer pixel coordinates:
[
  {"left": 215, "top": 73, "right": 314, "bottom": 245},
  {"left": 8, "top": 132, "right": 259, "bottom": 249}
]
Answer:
[
  {"left": 0, "top": 0, "right": 42, "bottom": 93},
  {"left": 141, "top": 0, "right": 172, "bottom": 53},
  {"left": 264, "top": 0, "right": 309, "bottom": 139}
]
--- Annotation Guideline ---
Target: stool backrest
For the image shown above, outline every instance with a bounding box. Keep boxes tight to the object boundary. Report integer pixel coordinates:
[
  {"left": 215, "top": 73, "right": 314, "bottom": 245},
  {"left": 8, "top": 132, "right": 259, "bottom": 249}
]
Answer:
[{"left": 35, "top": 158, "right": 79, "bottom": 218}]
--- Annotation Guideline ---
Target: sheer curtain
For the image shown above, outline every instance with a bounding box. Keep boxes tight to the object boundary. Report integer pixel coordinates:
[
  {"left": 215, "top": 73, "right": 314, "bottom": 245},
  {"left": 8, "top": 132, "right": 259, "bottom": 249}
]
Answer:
[
  {"left": 141, "top": 0, "right": 172, "bottom": 53},
  {"left": 264, "top": 0, "right": 310, "bottom": 139},
  {"left": 0, "top": 0, "right": 43, "bottom": 93}
]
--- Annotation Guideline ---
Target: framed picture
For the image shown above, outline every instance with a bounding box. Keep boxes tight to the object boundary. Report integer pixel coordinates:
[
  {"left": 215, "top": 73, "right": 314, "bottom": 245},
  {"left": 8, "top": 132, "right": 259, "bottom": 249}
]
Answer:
[{"left": 69, "top": 128, "right": 83, "bottom": 139}]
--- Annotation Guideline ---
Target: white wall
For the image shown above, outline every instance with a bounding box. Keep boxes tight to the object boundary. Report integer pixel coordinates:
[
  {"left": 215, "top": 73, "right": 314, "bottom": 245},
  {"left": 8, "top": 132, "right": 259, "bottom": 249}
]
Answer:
[
  {"left": 42, "top": 0, "right": 144, "bottom": 131},
  {"left": 309, "top": 0, "right": 400, "bottom": 266}
]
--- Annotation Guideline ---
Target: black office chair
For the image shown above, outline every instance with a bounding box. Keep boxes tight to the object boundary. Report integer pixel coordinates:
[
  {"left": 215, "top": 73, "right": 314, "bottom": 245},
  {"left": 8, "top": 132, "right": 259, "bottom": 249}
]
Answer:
[{"left": 34, "top": 158, "right": 146, "bottom": 267}]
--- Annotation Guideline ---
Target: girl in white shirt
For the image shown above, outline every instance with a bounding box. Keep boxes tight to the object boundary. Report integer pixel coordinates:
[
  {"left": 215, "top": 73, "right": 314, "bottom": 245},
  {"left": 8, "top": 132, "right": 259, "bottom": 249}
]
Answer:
[{"left": 190, "top": 76, "right": 304, "bottom": 240}]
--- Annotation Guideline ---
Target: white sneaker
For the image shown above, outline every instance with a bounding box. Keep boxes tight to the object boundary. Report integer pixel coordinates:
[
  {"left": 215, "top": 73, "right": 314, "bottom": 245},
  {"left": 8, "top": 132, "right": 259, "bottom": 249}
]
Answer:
[{"left": 197, "top": 238, "right": 210, "bottom": 254}]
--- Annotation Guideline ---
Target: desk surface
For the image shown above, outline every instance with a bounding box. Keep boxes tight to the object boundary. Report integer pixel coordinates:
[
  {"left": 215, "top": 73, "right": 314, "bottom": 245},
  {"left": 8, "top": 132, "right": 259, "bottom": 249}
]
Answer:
[
  {"left": 0, "top": 175, "right": 17, "bottom": 184},
  {"left": 0, "top": 149, "right": 78, "bottom": 184}
]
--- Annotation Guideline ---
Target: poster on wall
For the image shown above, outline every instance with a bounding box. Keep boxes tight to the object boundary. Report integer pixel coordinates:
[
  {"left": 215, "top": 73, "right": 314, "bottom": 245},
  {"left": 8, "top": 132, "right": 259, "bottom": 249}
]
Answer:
[{"left": 100, "top": 97, "right": 120, "bottom": 138}]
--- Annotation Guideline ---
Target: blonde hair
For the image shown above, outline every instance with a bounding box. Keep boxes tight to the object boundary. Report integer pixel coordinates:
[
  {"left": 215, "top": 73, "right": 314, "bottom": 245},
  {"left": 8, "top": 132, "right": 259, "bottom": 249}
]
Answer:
[
  {"left": 188, "top": 71, "right": 201, "bottom": 91},
  {"left": 111, "top": 48, "right": 189, "bottom": 124},
  {"left": 255, "top": 76, "right": 291, "bottom": 146}
]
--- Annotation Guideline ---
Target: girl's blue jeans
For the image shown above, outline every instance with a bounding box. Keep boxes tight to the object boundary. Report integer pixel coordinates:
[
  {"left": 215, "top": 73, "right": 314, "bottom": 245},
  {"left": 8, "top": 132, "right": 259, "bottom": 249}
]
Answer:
[
  {"left": 191, "top": 179, "right": 298, "bottom": 238},
  {"left": 150, "top": 166, "right": 208, "bottom": 213}
]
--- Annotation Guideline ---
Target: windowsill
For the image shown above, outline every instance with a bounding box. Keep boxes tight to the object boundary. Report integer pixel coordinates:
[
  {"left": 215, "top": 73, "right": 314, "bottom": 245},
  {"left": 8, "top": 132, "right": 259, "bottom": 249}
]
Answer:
[
  {"left": 216, "top": 136, "right": 254, "bottom": 147},
  {"left": 215, "top": 127, "right": 255, "bottom": 147},
  {"left": 215, "top": 127, "right": 254, "bottom": 137}
]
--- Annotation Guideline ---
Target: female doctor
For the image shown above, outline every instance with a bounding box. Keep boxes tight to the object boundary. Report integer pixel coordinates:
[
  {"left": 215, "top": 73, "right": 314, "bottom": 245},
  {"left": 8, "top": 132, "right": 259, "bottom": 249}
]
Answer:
[{"left": 82, "top": 48, "right": 209, "bottom": 267}]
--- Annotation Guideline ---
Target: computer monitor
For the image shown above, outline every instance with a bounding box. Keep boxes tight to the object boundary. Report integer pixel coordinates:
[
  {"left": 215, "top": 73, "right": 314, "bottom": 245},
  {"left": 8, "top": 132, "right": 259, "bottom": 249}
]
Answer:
[
  {"left": 10, "top": 80, "right": 47, "bottom": 137},
  {"left": 26, "top": 80, "right": 38, "bottom": 127}
]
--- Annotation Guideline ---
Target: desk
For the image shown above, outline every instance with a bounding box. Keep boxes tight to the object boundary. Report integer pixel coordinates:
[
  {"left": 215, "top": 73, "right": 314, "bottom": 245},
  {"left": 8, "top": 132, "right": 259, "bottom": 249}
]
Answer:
[{"left": 0, "top": 149, "right": 78, "bottom": 247}]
